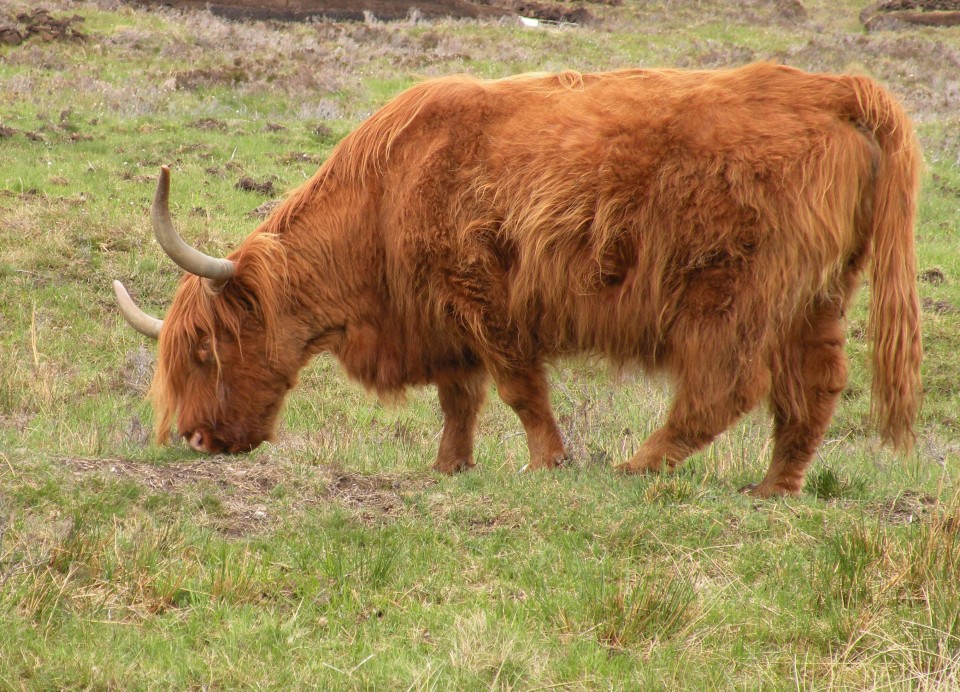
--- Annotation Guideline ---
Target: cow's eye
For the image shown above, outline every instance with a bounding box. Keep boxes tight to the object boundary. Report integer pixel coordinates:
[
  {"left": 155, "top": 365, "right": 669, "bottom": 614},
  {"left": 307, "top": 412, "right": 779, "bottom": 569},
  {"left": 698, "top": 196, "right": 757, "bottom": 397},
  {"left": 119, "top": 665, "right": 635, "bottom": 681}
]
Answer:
[{"left": 195, "top": 337, "right": 214, "bottom": 364}]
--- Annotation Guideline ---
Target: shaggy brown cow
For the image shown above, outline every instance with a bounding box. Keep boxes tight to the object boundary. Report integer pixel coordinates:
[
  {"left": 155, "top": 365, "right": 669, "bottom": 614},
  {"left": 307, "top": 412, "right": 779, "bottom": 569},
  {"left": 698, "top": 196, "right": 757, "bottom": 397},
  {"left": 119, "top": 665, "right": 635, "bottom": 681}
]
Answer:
[{"left": 114, "top": 63, "right": 922, "bottom": 497}]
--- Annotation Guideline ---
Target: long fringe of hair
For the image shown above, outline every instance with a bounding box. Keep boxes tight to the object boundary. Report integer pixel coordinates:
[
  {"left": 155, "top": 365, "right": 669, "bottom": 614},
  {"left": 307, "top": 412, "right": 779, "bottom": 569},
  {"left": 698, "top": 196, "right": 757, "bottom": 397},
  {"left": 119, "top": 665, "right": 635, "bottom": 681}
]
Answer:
[{"left": 150, "top": 232, "right": 287, "bottom": 442}]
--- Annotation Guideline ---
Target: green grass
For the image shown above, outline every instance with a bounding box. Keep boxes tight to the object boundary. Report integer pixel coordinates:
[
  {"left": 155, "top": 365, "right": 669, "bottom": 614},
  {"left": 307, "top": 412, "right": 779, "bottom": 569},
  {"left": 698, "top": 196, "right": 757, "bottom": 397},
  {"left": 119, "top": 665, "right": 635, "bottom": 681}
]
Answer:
[{"left": 2, "top": 0, "right": 960, "bottom": 687}]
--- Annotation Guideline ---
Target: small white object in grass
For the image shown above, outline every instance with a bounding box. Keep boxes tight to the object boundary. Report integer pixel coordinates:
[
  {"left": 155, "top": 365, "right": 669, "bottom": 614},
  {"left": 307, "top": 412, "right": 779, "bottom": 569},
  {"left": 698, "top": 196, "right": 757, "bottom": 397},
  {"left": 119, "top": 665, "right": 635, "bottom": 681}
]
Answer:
[
  {"left": 518, "top": 463, "right": 530, "bottom": 473},
  {"left": 519, "top": 16, "right": 540, "bottom": 28}
]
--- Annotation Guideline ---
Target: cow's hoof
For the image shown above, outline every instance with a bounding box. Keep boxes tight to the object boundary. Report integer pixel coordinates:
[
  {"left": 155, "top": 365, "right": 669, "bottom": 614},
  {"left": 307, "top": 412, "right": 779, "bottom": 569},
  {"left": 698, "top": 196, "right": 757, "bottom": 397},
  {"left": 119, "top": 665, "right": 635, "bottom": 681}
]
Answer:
[
  {"left": 518, "top": 457, "right": 566, "bottom": 473},
  {"left": 738, "top": 481, "right": 801, "bottom": 498},
  {"left": 614, "top": 460, "right": 662, "bottom": 475},
  {"left": 615, "top": 462, "right": 642, "bottom": 474},
  {"left": 432, "top": 458, "right": 475, "bottom": 475}
]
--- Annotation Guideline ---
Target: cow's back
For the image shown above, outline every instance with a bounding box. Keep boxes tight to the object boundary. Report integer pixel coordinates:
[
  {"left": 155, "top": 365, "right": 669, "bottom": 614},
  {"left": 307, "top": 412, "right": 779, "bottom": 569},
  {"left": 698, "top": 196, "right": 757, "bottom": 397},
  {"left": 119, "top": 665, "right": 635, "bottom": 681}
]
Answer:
[{"left": 365, "top": 65, "right": 880, "bottom": 370}]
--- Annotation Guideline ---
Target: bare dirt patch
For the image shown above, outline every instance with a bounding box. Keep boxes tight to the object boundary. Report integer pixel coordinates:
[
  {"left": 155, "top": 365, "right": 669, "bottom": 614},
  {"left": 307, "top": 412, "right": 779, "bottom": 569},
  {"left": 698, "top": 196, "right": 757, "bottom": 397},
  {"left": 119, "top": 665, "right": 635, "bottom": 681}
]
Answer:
[
  {"left": 922, "top": 297, "right": 959, "bottom": 315},
  {"left": 464, "top": 509, "right": 523, "bottom": 533},
  {"left": 125, "top": 0, "right": 615, "bottom": 23},
  {"left": 62, "top": 456, "right": 283, "bottom": 535},
  {"left": 58, "top": 456, "right": 436, "bottom": 533},
  {"left": 128, "top": 0, "right": 512, "bottom": 22},
  {"left": 323, "top": 467, "right": 437, "bottom": 522},
  {"left": 187, "top": 117, "right": 229, "bottom": 131},
  {"left": 249, "top": 199, "right": 283, "bottom": 219},
  {"left": 176, "top": 67, "right": 248, "bottom": 91},
  {"left": 0, "top": 9, "right": 86, "bottom": 47},
  {"left": 235, "top": 176, "right": 276, "bottom": 196},
  {"left": 871, "top": 489, "right": 938, "bottom": 524},
  {"left": 920, "top": 267, "right": 947, "bottom": 285},
  {"left": 276, "top": 151, "right": 324, "bottom": 165},
  {"left": 861, "top": 0, "right": 960, "bottom": 29},
  {"left": 514, "top": 2, "right": 593, "bottom": 23}
]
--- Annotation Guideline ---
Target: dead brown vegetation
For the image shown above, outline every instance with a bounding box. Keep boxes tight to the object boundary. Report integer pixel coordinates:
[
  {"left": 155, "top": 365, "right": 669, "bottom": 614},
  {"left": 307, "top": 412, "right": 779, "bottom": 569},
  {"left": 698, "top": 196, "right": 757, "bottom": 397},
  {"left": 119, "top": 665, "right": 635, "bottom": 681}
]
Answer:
[{"left": 0, "top": 9, "right": 86, "bottom": 47}]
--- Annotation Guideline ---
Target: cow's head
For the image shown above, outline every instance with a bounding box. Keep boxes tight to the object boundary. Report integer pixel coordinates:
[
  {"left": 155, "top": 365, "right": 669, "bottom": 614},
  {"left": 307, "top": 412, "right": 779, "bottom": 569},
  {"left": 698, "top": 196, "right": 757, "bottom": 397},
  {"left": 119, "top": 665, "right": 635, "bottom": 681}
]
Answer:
[{"left": 114, "top": 167, "right": 305, "bottom": 454}]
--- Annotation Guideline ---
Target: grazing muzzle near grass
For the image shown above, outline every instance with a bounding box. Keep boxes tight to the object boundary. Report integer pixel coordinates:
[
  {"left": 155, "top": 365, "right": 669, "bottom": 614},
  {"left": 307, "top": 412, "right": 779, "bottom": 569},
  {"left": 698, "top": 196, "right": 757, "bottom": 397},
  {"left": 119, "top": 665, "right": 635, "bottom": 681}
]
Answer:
[{"left": 114, "top": 167, "right": 295, "bottom": 453}]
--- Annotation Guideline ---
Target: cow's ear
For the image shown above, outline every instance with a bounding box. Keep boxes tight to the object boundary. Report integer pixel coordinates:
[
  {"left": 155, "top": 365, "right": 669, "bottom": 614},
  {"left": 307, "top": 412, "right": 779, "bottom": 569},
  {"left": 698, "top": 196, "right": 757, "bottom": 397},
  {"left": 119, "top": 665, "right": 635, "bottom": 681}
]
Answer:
[{"left": 195, "top": 335, "right": 215, "bottom": 365}]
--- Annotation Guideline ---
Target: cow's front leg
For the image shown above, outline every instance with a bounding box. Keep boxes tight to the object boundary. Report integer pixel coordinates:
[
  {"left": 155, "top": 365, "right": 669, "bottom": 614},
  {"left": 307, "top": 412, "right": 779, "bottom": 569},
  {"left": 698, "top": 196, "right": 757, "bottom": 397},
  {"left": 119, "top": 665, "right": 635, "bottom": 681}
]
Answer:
[
  {"left": 491, "top": 364, "right": 567, "bottom": 471},
  {"left": 433, "top": 369, "right": 489, "bottom": 474}
]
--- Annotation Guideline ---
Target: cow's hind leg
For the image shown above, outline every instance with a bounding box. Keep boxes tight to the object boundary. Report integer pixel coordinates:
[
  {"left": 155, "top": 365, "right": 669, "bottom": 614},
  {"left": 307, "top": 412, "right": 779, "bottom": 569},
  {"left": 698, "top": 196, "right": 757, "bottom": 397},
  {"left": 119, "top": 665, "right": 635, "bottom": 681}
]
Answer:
[
  {"left": 617, "top": 367, "right": 769, "bottom": 476},
  {"left": 617, "top": 324, "right": 769, "bottom": 476},
  {"left": 745, "top": 303, "right": 847, "bottom": 497},
  {"left": 491, "top": 364, "right": 567, "bottom": 471},
  {"left": 433, "top": 369, "right": 489, "bottom": 474}
]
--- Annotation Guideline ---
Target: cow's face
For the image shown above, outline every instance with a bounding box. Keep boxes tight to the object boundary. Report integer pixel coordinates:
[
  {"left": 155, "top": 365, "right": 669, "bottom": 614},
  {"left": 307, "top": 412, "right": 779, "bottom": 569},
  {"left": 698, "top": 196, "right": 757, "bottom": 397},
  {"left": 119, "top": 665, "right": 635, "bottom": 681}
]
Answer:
[
  {"left": 113, "top": 167, "right": 302, "bottom": 454},
  {"left": 152, "top": 276, "right": 303, "bottom": 454}
]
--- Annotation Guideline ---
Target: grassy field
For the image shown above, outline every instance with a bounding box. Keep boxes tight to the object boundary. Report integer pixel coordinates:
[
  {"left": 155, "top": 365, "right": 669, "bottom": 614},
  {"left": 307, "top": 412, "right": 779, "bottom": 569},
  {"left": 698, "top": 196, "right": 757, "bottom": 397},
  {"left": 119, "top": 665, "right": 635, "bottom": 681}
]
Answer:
[{"left": 2, "top": 0, "right": 960, "bottom": 687}]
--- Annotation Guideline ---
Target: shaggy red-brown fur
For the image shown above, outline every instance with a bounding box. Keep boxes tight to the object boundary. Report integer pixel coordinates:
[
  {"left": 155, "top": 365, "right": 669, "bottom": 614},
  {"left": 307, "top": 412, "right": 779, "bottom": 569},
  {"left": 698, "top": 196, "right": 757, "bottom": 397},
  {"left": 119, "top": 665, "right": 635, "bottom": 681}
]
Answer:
[{"left": 148, "top": 63, "right": 922, "bottom": 496}]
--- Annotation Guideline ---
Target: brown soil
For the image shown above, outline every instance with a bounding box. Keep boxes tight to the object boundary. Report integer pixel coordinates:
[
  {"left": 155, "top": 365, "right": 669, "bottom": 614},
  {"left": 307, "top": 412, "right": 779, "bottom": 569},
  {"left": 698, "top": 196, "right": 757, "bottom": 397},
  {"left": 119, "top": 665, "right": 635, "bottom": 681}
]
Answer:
[
  {"left": 127, "top": 0, "right": 513, "bottom": 22},
  {"left": 325, "top": 468, "right": 435, "bottom": 521},
  {"left": 62, "top": 456, "right": 283, "bottom": 535},
  {"left": 871, "top": 0, "right": 960, "bottom": 9},
  {"left": 514, "top": 1, "right": 593, "bottom": 23},
  {"left": 922, "top": 297, "right": 959, "bottom": 315},
  {"left": 124, "top": 0, "right": 613, "bottom": 23},
  {"left": 249, "top": 199, "right": 283, "bottom": 219},
  {"left": 861, "top": 0, "right": 960, "bottom": 29},
  {"left": 185, "top": 118, "right": 228, "bottom": 132},
  {"left": 235, "top": 176, "right": 277, "bottom": 195},
  {"left": 0, "top": 8, "right": 86, "bottom": 46},
  {"left": 919, "top": 267, "right": 947, "bottom": 285},
  {"left": 464, "top": 509, "right": 523, "bottom": 533},
  {"left": 59, "top": 456, "right": 435, "bottom": 535},
  {"left": 872, "top": 490, "right": 938, "bottom": 524}
]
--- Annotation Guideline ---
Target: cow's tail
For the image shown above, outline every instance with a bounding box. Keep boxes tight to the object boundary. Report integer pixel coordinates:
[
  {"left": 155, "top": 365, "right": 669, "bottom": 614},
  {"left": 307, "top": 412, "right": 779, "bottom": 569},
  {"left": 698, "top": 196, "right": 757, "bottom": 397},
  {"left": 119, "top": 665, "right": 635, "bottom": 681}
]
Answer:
[{"left": 846, "top": 76, "right": 923, "bottom": 451}]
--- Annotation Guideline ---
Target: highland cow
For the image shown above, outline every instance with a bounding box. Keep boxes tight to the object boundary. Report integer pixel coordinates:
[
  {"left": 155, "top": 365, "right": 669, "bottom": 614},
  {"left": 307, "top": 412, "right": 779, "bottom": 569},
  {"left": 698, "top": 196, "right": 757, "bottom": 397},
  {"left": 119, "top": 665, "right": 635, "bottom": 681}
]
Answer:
[{"left": 114, "top": 63, "right": 922, "bottom": 496}]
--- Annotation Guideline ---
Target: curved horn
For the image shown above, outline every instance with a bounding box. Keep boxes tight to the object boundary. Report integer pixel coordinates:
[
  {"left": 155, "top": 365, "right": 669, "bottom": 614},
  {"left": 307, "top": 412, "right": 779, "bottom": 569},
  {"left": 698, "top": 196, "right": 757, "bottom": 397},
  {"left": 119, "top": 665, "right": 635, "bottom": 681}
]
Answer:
[
  {"left": 113, "top": 280, "right": 163, "bottom": 339},
  {"left": 152, "top": 165, "right": 235, "bottom": 283}
]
